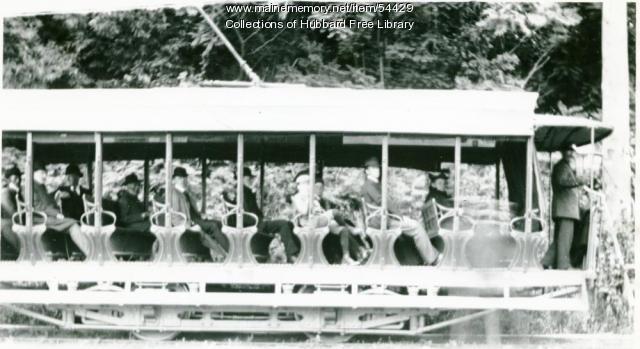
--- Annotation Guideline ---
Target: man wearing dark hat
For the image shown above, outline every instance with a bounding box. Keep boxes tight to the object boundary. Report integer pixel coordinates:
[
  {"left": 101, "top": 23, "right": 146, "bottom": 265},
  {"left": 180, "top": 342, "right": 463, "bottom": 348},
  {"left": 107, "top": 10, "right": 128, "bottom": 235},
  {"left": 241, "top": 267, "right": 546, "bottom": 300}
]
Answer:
[
  {"left": 425, "top": 171, "right": 451, "bottom": 206},
  {"left": 1, "top": 165, "right": 23, "bottom": 252},
  {"left": 55, "top": 164, "right": 91, "bottom": 221},
  {"left": 360, "top": 156, "right": 440, "bottom": 265},
  {"left": 117, "top": 173, "right": 150, "bottom": 232},
  {"left": 223, "top": 167, "right": 263, "bottom": 219},
  {"left": 223, "top": 167, "right": 299, "bottom": 262},
  {"left": 170, "top": 166, "right": 228, "bottom": 258},
  {"left": 32, "top": 162, "right": 92, "bottom": 258},
  {"left": 542, "top": 147, "right": 584, "bottom": 270}
]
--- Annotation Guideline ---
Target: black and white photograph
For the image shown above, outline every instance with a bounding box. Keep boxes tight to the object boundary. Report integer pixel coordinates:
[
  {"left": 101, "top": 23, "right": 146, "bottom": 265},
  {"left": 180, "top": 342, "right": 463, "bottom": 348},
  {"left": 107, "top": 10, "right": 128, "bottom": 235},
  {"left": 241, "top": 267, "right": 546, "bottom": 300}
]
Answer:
[{"left": 0, "top": 1, "right": 637, "bottom": 348}]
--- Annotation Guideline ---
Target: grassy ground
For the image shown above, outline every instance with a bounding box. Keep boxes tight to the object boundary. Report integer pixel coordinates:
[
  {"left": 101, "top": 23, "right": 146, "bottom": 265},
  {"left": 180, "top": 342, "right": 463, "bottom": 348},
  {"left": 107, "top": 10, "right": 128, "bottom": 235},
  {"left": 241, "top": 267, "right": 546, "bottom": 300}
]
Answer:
[{"left": 0, "top": 332, "right": 636, "bottom": 349}]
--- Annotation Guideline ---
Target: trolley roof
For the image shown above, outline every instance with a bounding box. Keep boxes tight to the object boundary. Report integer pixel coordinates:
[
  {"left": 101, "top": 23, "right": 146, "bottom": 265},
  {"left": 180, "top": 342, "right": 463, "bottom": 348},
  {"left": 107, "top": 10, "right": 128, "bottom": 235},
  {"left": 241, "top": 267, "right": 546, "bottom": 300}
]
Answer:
[{"left": 0, "top": 87, "right": 610, "bottom": 144}]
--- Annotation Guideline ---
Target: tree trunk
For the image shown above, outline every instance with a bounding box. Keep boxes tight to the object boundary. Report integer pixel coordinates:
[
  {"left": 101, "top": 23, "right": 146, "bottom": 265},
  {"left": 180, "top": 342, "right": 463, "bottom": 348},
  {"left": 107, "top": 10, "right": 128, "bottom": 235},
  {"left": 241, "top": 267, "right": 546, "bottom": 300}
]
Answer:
[{"left": 602, "top": 0, "right": 632, "bottom": 222}]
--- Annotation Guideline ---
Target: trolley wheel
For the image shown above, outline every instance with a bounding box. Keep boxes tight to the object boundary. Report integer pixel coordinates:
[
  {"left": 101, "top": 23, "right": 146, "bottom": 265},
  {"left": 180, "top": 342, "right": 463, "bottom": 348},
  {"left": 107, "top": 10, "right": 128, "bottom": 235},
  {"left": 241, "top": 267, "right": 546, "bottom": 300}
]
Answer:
[
  {"left": 130, "top": 283, "right": 188, "bottom": 341},
  {"left": 304, "top": 332, "right": 354, "bottom": 344},
  {"left": 131, "top": 330, "right": 179, "bottom": 341}
]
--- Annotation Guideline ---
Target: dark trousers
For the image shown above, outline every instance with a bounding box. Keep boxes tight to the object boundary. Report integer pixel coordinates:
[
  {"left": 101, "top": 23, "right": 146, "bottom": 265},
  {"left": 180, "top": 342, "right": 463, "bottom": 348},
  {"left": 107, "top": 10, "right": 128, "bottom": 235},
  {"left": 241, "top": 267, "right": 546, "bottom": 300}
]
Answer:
[
  {"left": 195, "top": 218, "right": 229, "bottom": 251},
  {"left": 1, "top": 219, "right": 20, "bottom": 252},
  {"left": 542, "top": 218, "right": 575, "bottom": 270}
]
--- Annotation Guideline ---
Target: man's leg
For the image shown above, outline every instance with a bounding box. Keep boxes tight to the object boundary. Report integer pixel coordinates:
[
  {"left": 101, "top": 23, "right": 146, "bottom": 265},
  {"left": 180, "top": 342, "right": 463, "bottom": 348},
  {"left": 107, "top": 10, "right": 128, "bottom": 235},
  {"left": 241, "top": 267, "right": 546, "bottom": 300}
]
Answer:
[
  {"left": 555, "top": 218, "right": 575, "bottom": 270},
  {"left": 260, "top": 220, "right": 299, "bottom": 261},
  {"left": 68, "top": 223, "right": 92, "bottom": 257},
  {"left": 1, "top": 219, "right": 20, "bottom": 252},
  {"left": 403, "top": 219, "right": 438, "bottom": 265},
  {"left": 197, "top": 219, "right": 229, "bottom": 251},
  {"left": 541, "top": 226, "right": 558, "bottom": 269}
]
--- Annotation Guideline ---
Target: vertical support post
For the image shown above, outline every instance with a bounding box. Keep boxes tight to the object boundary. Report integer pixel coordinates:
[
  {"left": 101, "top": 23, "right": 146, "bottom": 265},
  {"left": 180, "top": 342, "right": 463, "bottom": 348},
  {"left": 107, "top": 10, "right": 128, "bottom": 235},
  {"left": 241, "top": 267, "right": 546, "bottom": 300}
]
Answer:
[
  {"left": 259, "top": 159, "right": 265, "bottom": 210},
  {"left": 236, "top": 134, "right": 244, "bottom": 230},
  {"left": 602, "top": 0, "right": 631, "bottom": 222},
  {"left": 533, "top": 150, "right": 546, "bottom": 221},
  {"left": 94, "top": 133, "right": 103, "bottom": 226},
  {"left": 453, "top": 137, "right": 461, "bottom": 231},
  {"left": 495, "top": 158, "right": 501, "bottom": 200},
  {"left": 201, "top": 157, "right": 207, "bottom": 215},
  {"left": 143, "top": 159, "right": 150, "bottom": 209},
  {"left": 308, "top": 134, "right": 316, "bottom": 217},
  {"left": 381, "top": 135, "right": 389, "bottom": 233},
  {"left": 85, "top": 161, "right": 93, "bottom": 193},
  {"left": 589, "top": 126, "right": 595, "bottom": 189},
  {"left": 164, "top": 133, "right": 173, "bottom": 229},
  {"left": 94, "top": 133, "right": 103, "bottom": 262},
  {"left": 524, "top": 137, "right": 533, "bottom": 233},
  {"left": 25, "top": 132, "right": 34, "bottom": 262},
  {"left": 548, "top": 152, "right": 553, "bottom": 241}
]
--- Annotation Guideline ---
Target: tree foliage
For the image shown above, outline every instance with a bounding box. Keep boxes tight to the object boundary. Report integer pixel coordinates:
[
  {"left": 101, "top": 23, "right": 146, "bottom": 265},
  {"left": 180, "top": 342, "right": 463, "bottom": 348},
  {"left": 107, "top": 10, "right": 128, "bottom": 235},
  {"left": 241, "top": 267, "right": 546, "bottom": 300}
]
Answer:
[{"left": 2, "top": 2, "right": 610, "bottom": 116}]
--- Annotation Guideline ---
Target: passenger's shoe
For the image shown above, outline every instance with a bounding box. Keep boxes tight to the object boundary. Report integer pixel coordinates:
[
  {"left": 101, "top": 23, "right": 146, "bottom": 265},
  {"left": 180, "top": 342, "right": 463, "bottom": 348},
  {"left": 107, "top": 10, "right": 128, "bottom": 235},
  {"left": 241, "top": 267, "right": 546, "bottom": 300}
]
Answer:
[
  {"left": 426, "top": 253, "right": 443, "bottom": 266},
  {"left": 342, "top": 255, "right": 358, "bottom": 265}
]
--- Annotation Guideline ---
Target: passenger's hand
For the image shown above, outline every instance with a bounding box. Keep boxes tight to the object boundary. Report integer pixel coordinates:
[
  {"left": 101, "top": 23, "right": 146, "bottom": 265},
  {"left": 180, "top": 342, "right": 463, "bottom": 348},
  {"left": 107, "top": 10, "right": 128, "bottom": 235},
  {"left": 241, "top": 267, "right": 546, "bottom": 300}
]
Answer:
[
  {"left": 56, "top": 213, "right": 64, "bottom": 220},
  {"left": 141, "top": 212, "right": 149, "bottom": 219},
  {"left": 54, "top": 191, "right": 67, "bottom": 200},
  {"left": 191, "top": 224, "right": 202, "bottom": 232}
]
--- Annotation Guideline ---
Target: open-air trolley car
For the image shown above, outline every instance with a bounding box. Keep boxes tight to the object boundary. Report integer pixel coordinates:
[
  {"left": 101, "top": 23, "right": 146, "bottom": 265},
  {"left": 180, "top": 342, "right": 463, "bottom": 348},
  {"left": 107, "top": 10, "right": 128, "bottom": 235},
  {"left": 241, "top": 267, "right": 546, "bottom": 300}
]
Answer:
[{"left": 0, "top": 86, "right": 613, "bottom": 341}]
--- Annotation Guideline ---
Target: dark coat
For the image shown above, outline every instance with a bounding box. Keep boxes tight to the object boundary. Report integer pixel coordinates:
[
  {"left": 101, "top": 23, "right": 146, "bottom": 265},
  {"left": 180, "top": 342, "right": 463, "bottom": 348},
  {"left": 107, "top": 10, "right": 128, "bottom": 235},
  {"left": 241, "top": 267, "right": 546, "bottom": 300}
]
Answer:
[
  {"left": 224, "top": 186, "right": 263, "bottom": 220},
  {"left": 56, "top": 185, "right": 91, "bottom": 221},
  {"left": 117, "top": 190, "right": 150, "bottom": 232},
  {"left": 425, "top": 187, "right": 451, "bottom": 207},
  {"left": 551, "top": 159, "right": 581, "bottom": 220},
  {"left": 361, "top": 178, "right": 382, "bottom": 207}
]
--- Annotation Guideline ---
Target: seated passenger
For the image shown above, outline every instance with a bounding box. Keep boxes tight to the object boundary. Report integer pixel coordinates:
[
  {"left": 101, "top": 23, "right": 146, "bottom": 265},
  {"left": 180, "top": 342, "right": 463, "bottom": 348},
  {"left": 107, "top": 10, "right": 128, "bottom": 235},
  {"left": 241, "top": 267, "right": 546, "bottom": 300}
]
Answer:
[
  {"left": 54, "top": 164, "right": 91, "bottom": 221},
  {"left": 222, "top": 167, "right": 299, "bottom": 263},
  {"left": 291, "top": 171, "right": 368, "bottom": 265},
  {"left": 169, "top": 166, "right": 228, "bottom": 259},
  {"left": 32, "top": 162, "right": 91, "bottom": 258},
  {"left": 1, "top": 165, "right": 22, "bottom": 252},
  {"left": 360, "top": 157, "right": 440, "bottom": 265},
  {"left": 117, "top": 173, "right": 150, "bottom": 232},
  {"left": 425, "top": 171, "right": 451, "bottom": 207}
]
